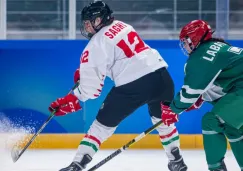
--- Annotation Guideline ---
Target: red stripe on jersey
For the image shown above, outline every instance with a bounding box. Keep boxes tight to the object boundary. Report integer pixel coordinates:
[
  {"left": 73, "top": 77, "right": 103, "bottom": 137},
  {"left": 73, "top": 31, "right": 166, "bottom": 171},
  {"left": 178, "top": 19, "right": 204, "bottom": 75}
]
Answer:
[
  {"left": 160, "top": 128, "right": 177, "bottom": 139},
  {"left": 84, "top": 134, "right": 101, "bottom": 146}
]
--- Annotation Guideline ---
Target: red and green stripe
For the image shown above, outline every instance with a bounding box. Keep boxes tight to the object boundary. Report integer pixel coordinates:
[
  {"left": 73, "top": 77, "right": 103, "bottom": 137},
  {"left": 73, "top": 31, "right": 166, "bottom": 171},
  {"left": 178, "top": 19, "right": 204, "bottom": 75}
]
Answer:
[
  {"left": 80, "top": 135, "right": 101, "bottom": 152},
  {"left": 160, "top": 128, "right": 179, "bottom": 146}
]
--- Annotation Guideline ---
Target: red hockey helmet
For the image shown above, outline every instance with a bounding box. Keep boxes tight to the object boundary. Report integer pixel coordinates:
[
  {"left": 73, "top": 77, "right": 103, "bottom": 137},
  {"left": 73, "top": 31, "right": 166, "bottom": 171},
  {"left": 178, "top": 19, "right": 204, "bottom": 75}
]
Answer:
[{"left": 179, "top": 20, "right": 213, "bottom": 56}]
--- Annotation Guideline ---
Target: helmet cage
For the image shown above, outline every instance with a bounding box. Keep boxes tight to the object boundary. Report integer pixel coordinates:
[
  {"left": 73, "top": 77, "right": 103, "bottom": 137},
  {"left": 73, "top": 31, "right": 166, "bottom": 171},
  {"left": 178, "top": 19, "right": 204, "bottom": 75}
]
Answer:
[
  {"left": 179, "top": 37, "right": 194, "bottom": 56},
  {"left": 80, "top": 15, "right": 106, "bottom": 39}
]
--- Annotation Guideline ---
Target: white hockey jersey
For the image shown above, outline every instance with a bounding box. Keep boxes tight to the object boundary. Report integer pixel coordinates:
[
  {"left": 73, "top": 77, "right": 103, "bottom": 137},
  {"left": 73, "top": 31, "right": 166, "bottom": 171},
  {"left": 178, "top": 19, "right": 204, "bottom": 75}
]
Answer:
[{"left": 74, "top": 20, "right": 168, "bottom": 102}]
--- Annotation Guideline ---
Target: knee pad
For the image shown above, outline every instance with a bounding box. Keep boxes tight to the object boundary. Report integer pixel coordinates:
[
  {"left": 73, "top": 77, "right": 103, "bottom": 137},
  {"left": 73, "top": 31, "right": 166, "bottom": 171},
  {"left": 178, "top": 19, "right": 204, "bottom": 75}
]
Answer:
[
  {"left": 87, "top": 119, "right": 117, "bottom": 143},
  {"left": 202, "top": 112, "right": 224, "bottom": 134}
]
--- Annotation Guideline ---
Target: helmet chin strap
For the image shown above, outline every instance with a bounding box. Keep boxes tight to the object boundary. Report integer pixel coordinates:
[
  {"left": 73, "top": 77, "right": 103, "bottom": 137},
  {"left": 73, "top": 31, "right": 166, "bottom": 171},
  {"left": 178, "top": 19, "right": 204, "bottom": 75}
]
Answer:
[
  {"left": 91, "top": 15, "right": 114, "bottom": 34},
  {"left": 89, "top": 17, "right": 105, "bottom": 36},
  {"left": 84, "top": 16, "right": 113, "bottom": 39}
]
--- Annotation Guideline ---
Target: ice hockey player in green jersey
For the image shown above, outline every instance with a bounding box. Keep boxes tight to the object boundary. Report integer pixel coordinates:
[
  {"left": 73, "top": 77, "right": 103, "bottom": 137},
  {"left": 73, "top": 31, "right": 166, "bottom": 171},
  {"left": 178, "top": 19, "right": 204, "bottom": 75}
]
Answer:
[{"left": 161, "top": 19, "right": 243, "bottom": 171}]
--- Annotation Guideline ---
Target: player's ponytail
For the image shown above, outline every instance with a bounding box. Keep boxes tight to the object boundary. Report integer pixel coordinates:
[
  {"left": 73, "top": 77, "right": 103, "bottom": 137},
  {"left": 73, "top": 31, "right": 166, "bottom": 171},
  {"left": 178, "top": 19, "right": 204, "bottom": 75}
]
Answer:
[
  {"left": 202, "top": 37, "right": 231, "bottom": 46},
  {"left": 211, "top": 38, "right": 231, "bottom": 45}
]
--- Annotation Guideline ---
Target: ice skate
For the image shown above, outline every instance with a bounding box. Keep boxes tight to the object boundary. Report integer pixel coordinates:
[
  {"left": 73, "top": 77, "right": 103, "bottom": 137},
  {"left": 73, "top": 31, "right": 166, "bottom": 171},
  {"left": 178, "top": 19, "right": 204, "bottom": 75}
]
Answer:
[
  {"left": 211, "top": 160, "right": 227, "bottom": 171},
  {"left": 59, "top": 154, "right": 92, "bottom": 171},
  {"left": 168, "top": 147, "right": 188, "bottom": 171}
]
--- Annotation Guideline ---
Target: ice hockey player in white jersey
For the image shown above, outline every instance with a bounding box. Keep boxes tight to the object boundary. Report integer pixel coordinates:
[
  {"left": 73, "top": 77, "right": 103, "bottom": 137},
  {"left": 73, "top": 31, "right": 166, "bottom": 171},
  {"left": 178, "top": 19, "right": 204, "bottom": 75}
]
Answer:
[{"left": 48, "top": 1, "right": 187, "bottom": 171}]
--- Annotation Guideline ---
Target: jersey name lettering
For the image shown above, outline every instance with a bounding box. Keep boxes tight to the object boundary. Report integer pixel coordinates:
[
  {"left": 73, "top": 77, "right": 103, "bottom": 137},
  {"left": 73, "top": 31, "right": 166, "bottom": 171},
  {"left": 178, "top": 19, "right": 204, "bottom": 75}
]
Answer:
[
  {"left": 104, "top": 22, "right": 127, "bottom": 39},
  {"left": 203, "top": 42, "right": 222, "bottom": 62},
  {"left": 214, "top": 42, "right": 226, "bottom": 47}
]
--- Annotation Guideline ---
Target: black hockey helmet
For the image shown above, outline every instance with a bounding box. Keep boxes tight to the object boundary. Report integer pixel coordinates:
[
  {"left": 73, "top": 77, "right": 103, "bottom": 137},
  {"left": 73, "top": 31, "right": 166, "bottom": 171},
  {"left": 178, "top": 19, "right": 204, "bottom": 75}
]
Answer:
[{"left": 80, "top": 1, "right": 114, "bottom": 39}]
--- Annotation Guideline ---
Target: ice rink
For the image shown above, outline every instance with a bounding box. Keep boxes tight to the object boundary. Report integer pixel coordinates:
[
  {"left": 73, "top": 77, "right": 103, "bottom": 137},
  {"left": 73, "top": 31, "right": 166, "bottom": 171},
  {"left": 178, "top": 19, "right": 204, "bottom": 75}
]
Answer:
[{"left": 1, "top": 149, "right": 240, "bottom": 171}]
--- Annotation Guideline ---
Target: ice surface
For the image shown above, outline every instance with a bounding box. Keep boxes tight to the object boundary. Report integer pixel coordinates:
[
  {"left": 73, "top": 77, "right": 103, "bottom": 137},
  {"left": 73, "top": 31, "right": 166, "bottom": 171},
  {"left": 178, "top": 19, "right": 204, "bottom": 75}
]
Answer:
[
  {"left": 0, "top": 116, "right": 239, "bottom": 171},
  {"left": 1, "top": 149, "right": 240, "bottom": 171}
]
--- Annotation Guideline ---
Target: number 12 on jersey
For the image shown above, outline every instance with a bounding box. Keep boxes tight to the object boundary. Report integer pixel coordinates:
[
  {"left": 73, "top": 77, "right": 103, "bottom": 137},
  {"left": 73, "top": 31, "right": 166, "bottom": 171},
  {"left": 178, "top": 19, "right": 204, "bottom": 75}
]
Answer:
[{"left": 117, "top": 31, "right": 149, "bottom": 58}]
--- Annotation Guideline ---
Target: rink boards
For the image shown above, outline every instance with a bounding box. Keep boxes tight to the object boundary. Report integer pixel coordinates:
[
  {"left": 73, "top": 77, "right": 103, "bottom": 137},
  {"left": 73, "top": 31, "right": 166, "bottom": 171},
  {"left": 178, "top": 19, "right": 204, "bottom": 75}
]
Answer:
[{"left": 16, "top": 134, "right": 231, "bottom": 149}]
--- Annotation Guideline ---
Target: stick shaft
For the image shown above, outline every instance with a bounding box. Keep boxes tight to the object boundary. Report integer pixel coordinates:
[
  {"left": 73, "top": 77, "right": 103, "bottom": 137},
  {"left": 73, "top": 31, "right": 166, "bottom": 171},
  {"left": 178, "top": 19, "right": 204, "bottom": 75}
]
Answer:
[
  {"left": 16, "top": 113, "right": 55, "bottom": 160},
  {"left": 87, "top": 120, "right": 163, "bottom": 171},
  {"left": 14, "top": 82, "right": 79, "bottom": 162}
]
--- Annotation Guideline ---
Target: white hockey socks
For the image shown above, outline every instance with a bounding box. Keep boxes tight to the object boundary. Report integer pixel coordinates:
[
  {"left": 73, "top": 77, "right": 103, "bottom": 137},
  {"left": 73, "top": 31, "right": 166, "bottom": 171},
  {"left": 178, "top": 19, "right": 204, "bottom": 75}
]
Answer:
[
  {"left": 73, "top": 119, "right": 117, "bottom": 162},
  {"left": 151, "top": 116, "right": 180, "bottom": 161}
]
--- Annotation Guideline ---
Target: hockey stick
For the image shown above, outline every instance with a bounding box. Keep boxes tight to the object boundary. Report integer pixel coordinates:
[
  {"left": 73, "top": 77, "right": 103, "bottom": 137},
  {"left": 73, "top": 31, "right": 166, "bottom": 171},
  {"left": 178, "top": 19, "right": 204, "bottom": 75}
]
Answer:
[
  {"left": 11, "top": 82, "right": 79, "bottom": 163},
  {"left": 87, "top": 120, "right": 163, "bottom": 171}
]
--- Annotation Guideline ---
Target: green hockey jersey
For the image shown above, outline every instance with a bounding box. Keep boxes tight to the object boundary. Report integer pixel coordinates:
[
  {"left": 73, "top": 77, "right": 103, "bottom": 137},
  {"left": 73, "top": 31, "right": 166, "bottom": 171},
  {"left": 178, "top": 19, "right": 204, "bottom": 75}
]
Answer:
[{"left": 171, "top": 40, "right": 243, "bottom": 114}]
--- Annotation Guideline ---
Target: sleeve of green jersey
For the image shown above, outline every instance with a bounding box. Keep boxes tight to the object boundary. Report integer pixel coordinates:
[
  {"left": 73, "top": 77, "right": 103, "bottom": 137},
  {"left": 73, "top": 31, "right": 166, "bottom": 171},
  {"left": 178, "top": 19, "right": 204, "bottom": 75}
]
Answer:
[{"left": 170, "top": 53, "right": 224, "bottom": 114}]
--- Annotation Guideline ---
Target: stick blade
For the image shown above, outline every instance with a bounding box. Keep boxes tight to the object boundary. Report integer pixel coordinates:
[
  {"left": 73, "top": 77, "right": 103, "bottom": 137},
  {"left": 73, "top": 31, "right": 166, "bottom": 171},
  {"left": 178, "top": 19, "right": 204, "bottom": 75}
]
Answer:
[{"left": 11, "top": 146, "right": 20, "bottom": 163}]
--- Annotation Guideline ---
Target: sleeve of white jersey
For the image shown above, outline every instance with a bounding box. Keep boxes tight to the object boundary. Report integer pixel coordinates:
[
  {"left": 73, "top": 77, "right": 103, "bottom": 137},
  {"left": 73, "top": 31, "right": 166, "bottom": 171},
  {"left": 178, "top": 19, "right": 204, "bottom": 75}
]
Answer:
[{"left": 73, "top": 42, "right": 111, "bottom": 102}]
